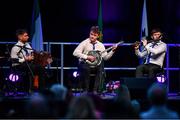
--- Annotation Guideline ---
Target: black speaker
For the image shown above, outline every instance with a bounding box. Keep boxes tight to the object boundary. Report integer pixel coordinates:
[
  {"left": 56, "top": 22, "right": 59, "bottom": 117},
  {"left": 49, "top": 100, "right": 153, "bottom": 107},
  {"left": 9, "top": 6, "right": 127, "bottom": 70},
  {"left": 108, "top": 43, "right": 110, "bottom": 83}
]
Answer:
[
  {"left": 119, "top": 77, "right": 155, "bottom": 100},
  {"left": 120, "top": 77, "right": 154, "bottom": 89}
]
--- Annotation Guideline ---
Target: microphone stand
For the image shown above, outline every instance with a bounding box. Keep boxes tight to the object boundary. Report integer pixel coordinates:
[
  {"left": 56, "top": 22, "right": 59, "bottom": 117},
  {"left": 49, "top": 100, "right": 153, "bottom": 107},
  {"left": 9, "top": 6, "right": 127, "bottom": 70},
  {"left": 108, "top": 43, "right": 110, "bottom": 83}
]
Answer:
[{"left": 17, "top": 45, "right": 35, "bottom": 94}]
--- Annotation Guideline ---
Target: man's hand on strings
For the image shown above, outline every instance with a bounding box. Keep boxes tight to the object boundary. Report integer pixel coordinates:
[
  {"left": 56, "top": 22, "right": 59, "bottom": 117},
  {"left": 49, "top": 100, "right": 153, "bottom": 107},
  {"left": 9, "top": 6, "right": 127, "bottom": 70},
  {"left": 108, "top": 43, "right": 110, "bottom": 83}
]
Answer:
[
  {"left": 112, "top": 44, "right": 118, "bottom": 52},
  {"left": 87, "top": 55, "right": 96, "bottom": 62}
]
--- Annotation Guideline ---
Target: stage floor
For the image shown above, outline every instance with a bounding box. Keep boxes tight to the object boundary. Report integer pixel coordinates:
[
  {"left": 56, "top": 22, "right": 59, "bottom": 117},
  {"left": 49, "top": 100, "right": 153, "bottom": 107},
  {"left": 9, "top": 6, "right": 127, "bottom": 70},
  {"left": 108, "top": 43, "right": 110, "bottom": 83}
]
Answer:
[{"left": 1, "top": 91, "right": 180, "bottom": 100}]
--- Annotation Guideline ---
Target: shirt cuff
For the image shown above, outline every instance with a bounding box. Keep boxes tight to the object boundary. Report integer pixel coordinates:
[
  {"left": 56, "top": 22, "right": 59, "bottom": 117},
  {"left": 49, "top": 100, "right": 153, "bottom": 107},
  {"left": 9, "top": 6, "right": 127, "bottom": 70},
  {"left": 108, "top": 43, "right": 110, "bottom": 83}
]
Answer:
[
  {"left": 82, "top": 54, "right": 88, "bottom": 60},
  {"left": 19, "top": 58, "right": 25, "bottom": 63}
]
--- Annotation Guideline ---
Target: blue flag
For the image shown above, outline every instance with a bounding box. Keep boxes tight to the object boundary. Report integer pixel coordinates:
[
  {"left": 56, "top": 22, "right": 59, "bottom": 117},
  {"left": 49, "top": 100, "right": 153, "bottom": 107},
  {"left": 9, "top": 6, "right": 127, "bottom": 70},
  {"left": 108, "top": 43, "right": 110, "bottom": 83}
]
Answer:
[
  {"left": 31, "top": 0, "right": 44, "bottom": 51},
  {"left": 141, "top": 0, "right": 148, "bottom": 38},
  {"left": 140, "top": 0, "right": 148, "bottom": 64}
]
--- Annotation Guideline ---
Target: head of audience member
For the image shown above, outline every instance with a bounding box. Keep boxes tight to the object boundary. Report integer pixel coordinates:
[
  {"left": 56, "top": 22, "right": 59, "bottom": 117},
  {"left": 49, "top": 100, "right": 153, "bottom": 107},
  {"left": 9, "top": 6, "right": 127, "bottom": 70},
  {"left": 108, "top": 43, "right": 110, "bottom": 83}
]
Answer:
[
  {"left": 16, "top": 29, "right": 29, "bottom": 43},
  {"left": 115, "top": 84, "right": 131, "bottom": 103},
  {"left": 131, "top": 99, "right": 141, "bottom": 114},
  {"left": 89, "top": 26, "right": 100, "bottom": 44},
  {"left": 86, "top": 93, "right": 104, "bottom": 119},
  {"left": 50, "top": 84, "right": 68, "bottom": 101},
  {"left": 105, "top": 85, "right": 139, "bottom": 119},
  {"left": 147, "top": 82, "right": 167, "bottom": 106},
  {"left": 109, "top": 84, "right": 140, "bottom": 118},
  {"left": 25, "top": 93, "right": 51, "bottom": 118},
  {"left": 66, "top": 96, "right": 96, "bottom": 119}
]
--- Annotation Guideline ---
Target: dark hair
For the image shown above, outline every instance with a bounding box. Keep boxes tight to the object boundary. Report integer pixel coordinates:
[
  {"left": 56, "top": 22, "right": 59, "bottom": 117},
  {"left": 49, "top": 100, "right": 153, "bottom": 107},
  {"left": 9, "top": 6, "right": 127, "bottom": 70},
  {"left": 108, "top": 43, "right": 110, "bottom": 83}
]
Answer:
[
  {"left": 147, "top": 83, "right": 167, "bottom": 105},
  {"left": 151, "top": 28, "right": 162, "bottom": 35},
  {"left": 66, "top": 96, "right": 96, "bottom": 119},
  {"left": 90, "top": 26, "right": 100, "bottom": 34},
  {"left": 16, "top": 29, "right": 28, "bottom": 37}
]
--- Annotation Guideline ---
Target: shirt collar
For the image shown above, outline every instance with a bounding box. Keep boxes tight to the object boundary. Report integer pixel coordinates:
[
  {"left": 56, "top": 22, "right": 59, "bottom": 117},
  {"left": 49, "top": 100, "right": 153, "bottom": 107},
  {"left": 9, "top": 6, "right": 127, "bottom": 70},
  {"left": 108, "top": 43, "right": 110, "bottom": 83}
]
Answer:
[
  {"left": 150, "top": 40, "right": 163, "bottom": 47},
  {"left": 152, "top": 40, "right": 162, "bottom": 44},
  {"left": 17, "top": 41, "right": 27, "bottom": 46},
  {"left": 88, "top": 38, "right": 97, "bottom": 44}
]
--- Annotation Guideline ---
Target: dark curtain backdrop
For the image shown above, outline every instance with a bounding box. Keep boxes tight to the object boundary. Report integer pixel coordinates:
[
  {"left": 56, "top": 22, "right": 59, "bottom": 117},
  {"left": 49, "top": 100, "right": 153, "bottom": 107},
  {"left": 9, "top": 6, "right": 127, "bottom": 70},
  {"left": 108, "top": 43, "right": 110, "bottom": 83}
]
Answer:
[
  {"left": 0, "top": 0, "right": 180, "bottom": 43},
  {"left": 0, "top": 0, "right": 179, "bottom": 93}
]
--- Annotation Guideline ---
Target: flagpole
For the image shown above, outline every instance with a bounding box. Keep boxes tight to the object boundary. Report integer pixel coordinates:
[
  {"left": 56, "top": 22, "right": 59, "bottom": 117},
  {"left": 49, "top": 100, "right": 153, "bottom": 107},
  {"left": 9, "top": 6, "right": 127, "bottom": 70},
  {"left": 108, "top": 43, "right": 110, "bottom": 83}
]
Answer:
[
  {"left": 98, "top": 0, "right": 103, "bottom": 42},
  {"left": 97, "top": 0, "right": 105, "bottom": 93}
]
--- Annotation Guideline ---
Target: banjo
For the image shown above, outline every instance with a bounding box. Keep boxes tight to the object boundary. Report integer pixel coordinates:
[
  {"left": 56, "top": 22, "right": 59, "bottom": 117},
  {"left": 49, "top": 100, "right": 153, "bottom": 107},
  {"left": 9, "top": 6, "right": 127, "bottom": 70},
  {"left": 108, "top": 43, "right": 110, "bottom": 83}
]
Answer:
[{"left": 85, "top": 41, "right": 124, "bottom": 67}]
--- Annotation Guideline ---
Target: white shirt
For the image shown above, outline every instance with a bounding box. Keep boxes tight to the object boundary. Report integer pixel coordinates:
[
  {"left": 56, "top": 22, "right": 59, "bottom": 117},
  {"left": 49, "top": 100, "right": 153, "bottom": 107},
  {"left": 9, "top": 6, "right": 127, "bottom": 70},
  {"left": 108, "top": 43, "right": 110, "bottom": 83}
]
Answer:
[
  {"left": 73, "top": 38, "right": 115, "bottom": 62},
  {"left": 11, "top": 41, "right": 33, "bottom": 66},
  {"left": 135, "top": 40, "right": 167, "bottom": 67}
]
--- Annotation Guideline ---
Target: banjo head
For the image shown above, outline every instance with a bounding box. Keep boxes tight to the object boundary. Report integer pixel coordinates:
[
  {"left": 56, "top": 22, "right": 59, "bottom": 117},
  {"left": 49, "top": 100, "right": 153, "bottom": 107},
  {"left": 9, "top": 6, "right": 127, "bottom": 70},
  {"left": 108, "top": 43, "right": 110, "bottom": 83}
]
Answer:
[{"left": 86, "top": 50, "right": 102, "bottom": 67}]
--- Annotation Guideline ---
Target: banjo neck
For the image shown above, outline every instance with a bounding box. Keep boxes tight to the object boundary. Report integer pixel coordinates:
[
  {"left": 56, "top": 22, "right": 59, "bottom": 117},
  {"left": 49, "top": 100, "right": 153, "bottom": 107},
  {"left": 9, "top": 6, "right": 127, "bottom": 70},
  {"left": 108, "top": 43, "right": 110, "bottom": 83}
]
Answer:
[
  {"left": 101, "top": 41, "right": 124, "bottom": 54},
  {"left": 84, "top": 41, "right": 124, "bottom": 67}
]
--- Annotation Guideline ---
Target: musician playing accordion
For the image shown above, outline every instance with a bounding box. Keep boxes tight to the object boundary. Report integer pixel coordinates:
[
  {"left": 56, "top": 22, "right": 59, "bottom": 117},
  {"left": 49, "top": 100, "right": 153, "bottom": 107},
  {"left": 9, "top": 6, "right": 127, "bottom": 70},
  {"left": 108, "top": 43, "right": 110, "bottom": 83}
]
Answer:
[
  {"left": 11, "top": 29, "right": 49, "bottom": 92},
  {"left": 73, "top": 26, "right": 117, "bottom": 94}
]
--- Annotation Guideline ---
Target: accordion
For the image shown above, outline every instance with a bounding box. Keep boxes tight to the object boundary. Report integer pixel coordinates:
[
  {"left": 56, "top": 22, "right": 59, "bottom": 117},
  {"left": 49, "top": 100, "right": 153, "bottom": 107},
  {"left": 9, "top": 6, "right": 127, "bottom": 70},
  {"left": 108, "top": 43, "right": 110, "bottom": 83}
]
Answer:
[{"left": 33, "top": 51, "right": 53, "bottom": 67}]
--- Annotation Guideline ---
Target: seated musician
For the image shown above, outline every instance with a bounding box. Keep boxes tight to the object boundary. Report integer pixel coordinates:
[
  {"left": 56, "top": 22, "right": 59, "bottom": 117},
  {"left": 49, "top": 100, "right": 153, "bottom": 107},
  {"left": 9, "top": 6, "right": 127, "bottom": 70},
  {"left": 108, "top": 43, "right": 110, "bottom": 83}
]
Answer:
[
  {"left": 134, "top": 28, "right": 167, "bottom": 80},
  {"left": 10, "top": 29, "right": 49, "bottom": 92},
  {"left": 73, "top": 26, "right": 118, "bottom": 94}
]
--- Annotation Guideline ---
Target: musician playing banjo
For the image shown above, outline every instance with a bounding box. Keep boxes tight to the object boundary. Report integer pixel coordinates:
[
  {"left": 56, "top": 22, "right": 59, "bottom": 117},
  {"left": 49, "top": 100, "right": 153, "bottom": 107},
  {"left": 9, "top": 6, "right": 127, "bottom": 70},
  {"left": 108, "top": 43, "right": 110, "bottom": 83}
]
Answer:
[{"left": 73, "top": 26, "right": 118, "bottom": 94}]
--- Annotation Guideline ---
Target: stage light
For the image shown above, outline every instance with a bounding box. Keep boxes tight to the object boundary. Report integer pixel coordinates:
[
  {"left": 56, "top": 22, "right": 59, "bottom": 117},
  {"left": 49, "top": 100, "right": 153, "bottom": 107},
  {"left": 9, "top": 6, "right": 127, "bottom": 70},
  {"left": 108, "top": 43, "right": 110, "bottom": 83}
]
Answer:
[
  {"left": 73, "top": 71, "right": 79, "bottom": 78},
  {"left": 156, "top": 74, "right": 166, "bottom": 83},
  {"left": 8, "top": 74, "right": 19, "bottom": 82}
]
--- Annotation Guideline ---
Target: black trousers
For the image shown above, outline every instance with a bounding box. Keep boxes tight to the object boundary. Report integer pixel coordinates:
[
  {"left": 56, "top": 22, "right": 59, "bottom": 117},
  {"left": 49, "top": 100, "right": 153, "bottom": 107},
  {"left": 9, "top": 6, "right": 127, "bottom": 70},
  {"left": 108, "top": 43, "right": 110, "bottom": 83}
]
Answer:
[
  {"left": 136, "top": 63, "right": 161, "bottom": 79},
  {"left": 14, "top": 62, "right": 47, "bottom": 91},
  {"left": 78, "top": 62, "right": 104, "bottom": 92}
]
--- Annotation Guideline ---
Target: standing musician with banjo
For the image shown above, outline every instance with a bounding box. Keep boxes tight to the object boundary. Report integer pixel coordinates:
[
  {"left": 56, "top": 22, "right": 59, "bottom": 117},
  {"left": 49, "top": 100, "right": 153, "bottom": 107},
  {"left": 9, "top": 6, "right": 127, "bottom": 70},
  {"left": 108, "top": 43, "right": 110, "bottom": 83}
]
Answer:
[{"left": 73, "top": 26, "right": 123, "bottom": 94}]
